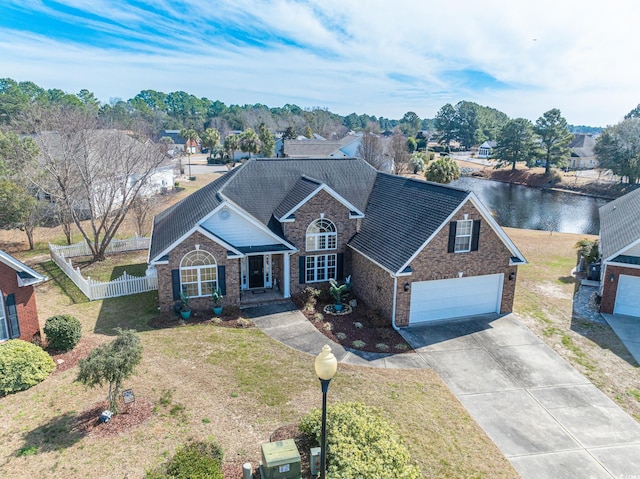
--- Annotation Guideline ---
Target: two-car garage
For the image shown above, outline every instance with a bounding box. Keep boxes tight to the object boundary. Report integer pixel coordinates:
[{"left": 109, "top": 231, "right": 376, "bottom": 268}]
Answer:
[{"left": 409, "top": 273, "right": 504, "bottom": 324}]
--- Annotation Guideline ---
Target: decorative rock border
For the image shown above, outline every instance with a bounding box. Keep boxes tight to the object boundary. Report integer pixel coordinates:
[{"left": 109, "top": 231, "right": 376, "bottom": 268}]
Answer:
[{"left": 322, "top": 304, "right": 353, "bottom": 316}]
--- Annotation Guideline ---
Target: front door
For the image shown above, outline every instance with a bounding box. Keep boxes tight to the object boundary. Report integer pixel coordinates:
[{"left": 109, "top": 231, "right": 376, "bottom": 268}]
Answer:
[{"left": 248, "top": 255, "right": 264, "bottom": 288}]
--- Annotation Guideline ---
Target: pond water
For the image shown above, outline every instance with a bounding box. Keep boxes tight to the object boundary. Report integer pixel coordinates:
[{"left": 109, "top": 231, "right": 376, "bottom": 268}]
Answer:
[{"left": 449, "top": 177, "right": 609, "bottom": 235}]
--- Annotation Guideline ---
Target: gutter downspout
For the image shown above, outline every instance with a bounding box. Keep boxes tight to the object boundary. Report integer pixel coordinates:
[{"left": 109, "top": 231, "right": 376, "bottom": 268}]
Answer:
[{"left": 391, "top": 274, "right": 400, "bottom": 331}]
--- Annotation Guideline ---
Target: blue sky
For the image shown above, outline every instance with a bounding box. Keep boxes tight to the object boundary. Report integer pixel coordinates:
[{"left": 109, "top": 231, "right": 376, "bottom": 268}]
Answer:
[{"left": 2, "top": 0, "right": 639, "bottom": 126}]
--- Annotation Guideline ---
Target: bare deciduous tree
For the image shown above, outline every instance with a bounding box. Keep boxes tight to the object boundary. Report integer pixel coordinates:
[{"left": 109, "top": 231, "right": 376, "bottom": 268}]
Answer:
[
  {"left": 389, "top": 133, "right": 410, "bottom": 174},
  {"left": 23, "top": 106, "right": 168, "bottom": 261},
  {"left": 357, "top": 132, "right": 386, "bottom": 170}
]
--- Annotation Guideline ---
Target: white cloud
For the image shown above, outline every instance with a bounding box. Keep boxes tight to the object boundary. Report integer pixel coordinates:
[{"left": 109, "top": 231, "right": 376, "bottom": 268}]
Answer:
[{"left": 2, "top": 0, "right": 640, "bottom": 125}]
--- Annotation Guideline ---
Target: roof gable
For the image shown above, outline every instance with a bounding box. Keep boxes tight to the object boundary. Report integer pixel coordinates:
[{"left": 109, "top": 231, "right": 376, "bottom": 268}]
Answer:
[
  {"left": 274, "top": 176, "right": 364, "bottom": 221},
  {"left": 0, "top": 250, "right": 46, "bottom": 286},
  {"left": 600, "top": 187, "right": 640, "bottom": 260},
  {"left": 348, "top": 174, "right": 470, "bottom": 273}
]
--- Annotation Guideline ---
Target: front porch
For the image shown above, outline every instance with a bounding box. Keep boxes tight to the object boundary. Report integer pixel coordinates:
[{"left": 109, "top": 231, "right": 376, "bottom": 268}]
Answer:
[
  {"left": 238, "top": 251, "right": 291, "bottom": 307},
  {"left": 240, "top": 287, "right": 288, "bottom": 307}
]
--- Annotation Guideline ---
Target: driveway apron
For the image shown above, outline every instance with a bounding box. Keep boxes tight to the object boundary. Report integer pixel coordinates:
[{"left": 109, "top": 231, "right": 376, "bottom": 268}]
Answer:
[
  {"left": 249, "top": 304, "right": 640, "bottom": 478},
  {"left": 400, "top": 314, "right": 640, "bottom": 479}
]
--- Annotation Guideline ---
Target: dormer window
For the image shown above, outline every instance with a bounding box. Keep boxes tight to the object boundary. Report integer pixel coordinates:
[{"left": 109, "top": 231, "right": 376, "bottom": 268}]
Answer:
[{"left": 306, "top": 218, "right": 337, "bottom": 251}]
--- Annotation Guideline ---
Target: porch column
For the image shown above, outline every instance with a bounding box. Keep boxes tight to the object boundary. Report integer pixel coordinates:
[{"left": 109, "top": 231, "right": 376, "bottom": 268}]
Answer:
[{"left": 283, "top": 253, "right": 291, "bottom": 298}]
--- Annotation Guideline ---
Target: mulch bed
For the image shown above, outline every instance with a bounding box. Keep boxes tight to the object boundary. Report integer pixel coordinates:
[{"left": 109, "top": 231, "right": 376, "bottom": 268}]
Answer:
[
  {"left": 148, "top": 308, "right": 248, "bottom": 330},
  {"left": 299, "top": 298, "right": 414, "bottom": 354},
  {"left": 49, "top": 337, "right": 101, "bottom": 374},
  {"left": 74, "top": 397, "right": 154, "bottom": 438}
]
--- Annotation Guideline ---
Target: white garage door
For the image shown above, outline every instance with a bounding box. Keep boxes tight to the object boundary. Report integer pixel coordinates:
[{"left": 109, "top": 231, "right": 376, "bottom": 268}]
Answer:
[
  {"left": 614, "top": 275, "right": 640, "bottom": 317},
  {"left": 409, "top": 274, "right": 503, "bottom": 324}
]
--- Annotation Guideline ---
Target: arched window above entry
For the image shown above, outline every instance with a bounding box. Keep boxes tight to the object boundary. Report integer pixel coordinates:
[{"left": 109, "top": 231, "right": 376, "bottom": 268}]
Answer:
[
  {"left": 306, "top": 218, "right": 337, "bottom": 251},
  {"left": 180, "top": 250, "right": 217, "bottom": 297}
]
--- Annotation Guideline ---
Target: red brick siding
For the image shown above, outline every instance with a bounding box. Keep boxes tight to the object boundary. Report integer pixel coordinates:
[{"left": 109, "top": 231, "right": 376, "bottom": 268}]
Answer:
[
  {"left": 283, "top": 189, "right": 358, "bottom": 295},
  {"left": 156, "top": 231, "right": 241, "bottom": 312},
  {"left": 394, "top": 204, "right": 517, "bottom": 326},
  {"left": 600, "top": 264, "right": 640, "bottom": 314},
  {"left": 0, "top": 262, "right": 41, "bottom": 342},
  {"left": 350, "top": 250, "right": 395, "bottom": 320}
]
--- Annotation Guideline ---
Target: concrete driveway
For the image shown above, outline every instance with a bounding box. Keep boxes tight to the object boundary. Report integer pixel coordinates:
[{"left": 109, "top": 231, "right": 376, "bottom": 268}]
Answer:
[{"left": 400, "top": 314, "right": 640, "bottom": 479}]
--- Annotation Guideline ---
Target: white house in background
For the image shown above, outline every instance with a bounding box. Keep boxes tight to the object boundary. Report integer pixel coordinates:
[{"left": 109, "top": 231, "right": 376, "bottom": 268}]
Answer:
[
  {"left": 478, "top": 141, "right": 497, "bottom": 159},
  {"left": 568, "top": 134, "right": 599, "bottom": 170}
]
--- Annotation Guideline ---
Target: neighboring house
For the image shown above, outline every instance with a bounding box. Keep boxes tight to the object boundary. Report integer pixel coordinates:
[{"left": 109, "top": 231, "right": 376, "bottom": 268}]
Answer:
[
  {"left": 148, "top": 157, "right": 525, "bottom": 327},
  {"left": 598, "top": 188, "right": 640, "bottom": 317},
  {"left": 277, "top": 134, "right": 362, "bottom": 159},
  {"left": 35, "top": 130, "right": 173, "bottom": 215},
  {"left": 0, "top": 250, "right": 46, "bottom": 342},
  {"left": 568, "top": 134, "right": 598, "bottom": 169},
  {"left": 161, "top": 130, "right": 200, "bottom": 155},
  {"left": 478, "top": 141, "right": 497, "bottom": 159}
]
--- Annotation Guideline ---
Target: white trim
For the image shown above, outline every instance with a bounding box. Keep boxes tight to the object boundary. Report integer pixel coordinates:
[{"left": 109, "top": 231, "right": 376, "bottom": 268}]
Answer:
[
  {"left": 210, "top": 198, "right": 297, "bottom": 250},
  {"left": 149, "top": 225, "right": 243, "bottom": 265},
  {"left": 276, "top": 182, "right": 365, "bottom": 221},
  {"left": 347, "top": 244, "right": 396, "bottom": 276},
  {"left": 283, "top": 253, "right": 291, "bottom": 298},
  {"left": 603, "top": 260, "right": 640, "bottom": 271},
  {"left": 395, "top": 193, "right": 527, "bottom": 274},
  {"left": 0, "top": 250, "right": 46, "bottom": 285},
  {"left": 391, "top": 275, "right": 399, "bottom": 331},
  {"left": 602, "top": 237, "right": 640, "bottom": 263}
]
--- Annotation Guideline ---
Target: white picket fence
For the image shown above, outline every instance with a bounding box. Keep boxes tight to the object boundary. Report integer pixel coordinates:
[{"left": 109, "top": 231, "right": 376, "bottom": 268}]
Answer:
[{"left": 48, "top": 236, "right": 157, "bottom": 301}]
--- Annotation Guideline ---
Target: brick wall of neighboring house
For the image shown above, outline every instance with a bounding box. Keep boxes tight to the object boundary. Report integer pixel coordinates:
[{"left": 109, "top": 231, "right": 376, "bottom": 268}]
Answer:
[
  {"left": 350, "top": 250, "right": 395, "bottom": 321},
  {"left": 0, "top": 262, "right": 41, "bottom": 342},
  {"left": 394, "top": 204, "right": 517, "bottom": 327},
  {"left": 283, "top": 190, "right": 358, "bottom": 296},
  {"left": 156, "top": 231, "right": 241, "bottom": 312},
  {"left": 600, "top": 264, "right": 640, "bottom": 314}
]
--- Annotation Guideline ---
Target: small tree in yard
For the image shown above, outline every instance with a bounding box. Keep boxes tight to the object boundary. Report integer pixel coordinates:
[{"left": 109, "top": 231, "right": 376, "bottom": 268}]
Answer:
[{"left": 77, "top": 329, "right": 142, "bottom": 413}]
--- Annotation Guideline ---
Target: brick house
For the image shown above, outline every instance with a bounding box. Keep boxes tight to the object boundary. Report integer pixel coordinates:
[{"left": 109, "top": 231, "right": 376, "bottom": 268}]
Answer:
[
  {"left": 0, "top": 250, "right": 46, "bottom": 342},
  {"left": 148, "top": 158, "right": 526, "bottom": 327},
  {"left": 598, "top": 188, "right": 640, "bottom": 317}
]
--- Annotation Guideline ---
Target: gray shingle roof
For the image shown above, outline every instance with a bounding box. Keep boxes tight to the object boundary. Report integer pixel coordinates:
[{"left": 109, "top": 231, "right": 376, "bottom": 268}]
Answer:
[
  {"left": 149, "top": 158, "right": 377, "bottom": 261},
  {"left": 349, "top": 174, "right": 470, "bottom": 273},
  {"left": 599, "top": 187, "right": 640, "bottom": 260},
  {"left": 149, "top": 158, "right": 476, "bottom": 273},
  {"left": 149, "top": 167, "right": 241, "bottom": 260},
  {"left": 274, "top": 176, "right": 322, "bottom": 219},
  {"left": 570, "top": 134, "right": 597, "bottom": 158},
  {"left": 219, "top": 158, "right": 377, "bottom": 225},
  {"left": 283, "top": 140, "right": 346, "bottom": 157}
]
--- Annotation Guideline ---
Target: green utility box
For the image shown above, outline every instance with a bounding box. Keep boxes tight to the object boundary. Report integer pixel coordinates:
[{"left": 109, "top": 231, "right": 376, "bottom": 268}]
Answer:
[{"left": 259, "top": 439, "right": 301, "bottom": 479}]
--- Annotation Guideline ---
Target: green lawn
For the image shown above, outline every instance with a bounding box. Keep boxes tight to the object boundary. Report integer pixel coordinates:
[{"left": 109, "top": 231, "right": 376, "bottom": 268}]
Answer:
[{"left": 0, "top": 251, "right": 518, "bottom": 479}]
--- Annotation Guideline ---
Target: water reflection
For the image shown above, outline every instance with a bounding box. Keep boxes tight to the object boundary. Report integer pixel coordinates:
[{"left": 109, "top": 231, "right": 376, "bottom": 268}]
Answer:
[{"left": 450, "top": 177, "right": 608, "bottom": 234}]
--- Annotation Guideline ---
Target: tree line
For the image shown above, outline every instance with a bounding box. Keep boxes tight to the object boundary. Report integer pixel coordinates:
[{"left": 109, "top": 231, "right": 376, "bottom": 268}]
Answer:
[{"left": 2, "top": 76, "right": 640, "bottom": 257}]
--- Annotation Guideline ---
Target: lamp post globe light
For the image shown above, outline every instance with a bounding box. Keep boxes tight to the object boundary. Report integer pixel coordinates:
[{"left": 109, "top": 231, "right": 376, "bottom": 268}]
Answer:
[{"left": 314, "top": 345, "right": 338, "bottom": 479}]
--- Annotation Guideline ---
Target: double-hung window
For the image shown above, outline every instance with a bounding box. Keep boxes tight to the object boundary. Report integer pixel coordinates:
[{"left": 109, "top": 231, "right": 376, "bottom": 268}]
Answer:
[
  {"left": 305, "top": 218, "right": 337, "bottom": 282},
  {"left": 180, "top": 250, "right": 217, "bottom": 297},
  {"left": 454, "top": 219, "right": 473, "bottom": 253},
  {"left": 306, "top": 254, "right": 337, "bottom": 283}
]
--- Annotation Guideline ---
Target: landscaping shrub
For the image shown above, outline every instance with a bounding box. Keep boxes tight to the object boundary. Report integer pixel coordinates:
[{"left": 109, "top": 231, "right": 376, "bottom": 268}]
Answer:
[
  {"left": 43, "top": 314, "right": 82, "bottom": 352},
  {"left": 146, "top": 440, "right": 224, "bottom": 479},
  {"left": 0, "top": 340, "right": 55, "bottom": 395},
  {"left": 300, "top": 402, "right": 421, "bottom": 479}
]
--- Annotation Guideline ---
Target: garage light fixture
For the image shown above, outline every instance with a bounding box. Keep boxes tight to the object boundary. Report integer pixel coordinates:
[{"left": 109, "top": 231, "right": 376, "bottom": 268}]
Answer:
[
  {"left": 509, "top": 272, "right": 515, "bottom": 281},
  {"left": 404, "top": 282, "right": 410, "bottom": 292},
  {"left": 610, "top": 274, "right": 615, "bottom": 282}
]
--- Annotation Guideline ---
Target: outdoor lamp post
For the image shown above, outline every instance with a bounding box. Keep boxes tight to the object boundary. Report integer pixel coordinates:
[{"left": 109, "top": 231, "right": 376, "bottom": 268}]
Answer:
[{"left": 314, "top": 345, "right": 338, "bottom": 479}]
